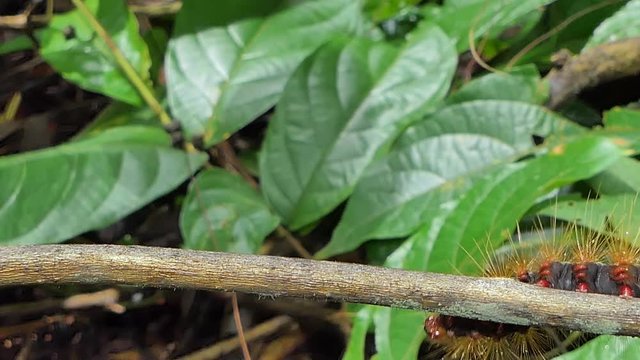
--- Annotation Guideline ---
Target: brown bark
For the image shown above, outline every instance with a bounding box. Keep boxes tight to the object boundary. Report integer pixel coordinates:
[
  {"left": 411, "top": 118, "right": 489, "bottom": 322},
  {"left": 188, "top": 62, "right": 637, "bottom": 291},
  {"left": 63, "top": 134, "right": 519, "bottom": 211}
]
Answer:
[
  {"left": 1, "top": 245, "right": 639, "bottom": 336},
  {"left": 546, "top": 37, "right": 640, "bottom": 109}
]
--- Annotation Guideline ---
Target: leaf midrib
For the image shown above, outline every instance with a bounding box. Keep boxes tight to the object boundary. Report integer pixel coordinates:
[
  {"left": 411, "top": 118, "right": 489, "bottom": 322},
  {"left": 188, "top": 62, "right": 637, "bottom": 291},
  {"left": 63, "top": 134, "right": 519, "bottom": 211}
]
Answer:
[
  {"left": 337, "top": 137, "right": 556, "bottom": 242},
  {"left": 287, "top": 37, "right": 426, "bottom": 225},
  {"left": 209, "top": 0, "right": 351, "bottom": 126}
]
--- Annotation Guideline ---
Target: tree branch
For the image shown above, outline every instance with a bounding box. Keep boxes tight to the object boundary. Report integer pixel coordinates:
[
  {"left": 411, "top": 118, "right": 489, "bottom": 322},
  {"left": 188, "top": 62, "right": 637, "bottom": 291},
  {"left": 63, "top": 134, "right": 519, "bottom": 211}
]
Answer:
[
  {"left": 546, "top": 37, "right": 640, "bottom": 109},
  {"left": 1, "top": 245, "right": 639, "bottom": 336}
]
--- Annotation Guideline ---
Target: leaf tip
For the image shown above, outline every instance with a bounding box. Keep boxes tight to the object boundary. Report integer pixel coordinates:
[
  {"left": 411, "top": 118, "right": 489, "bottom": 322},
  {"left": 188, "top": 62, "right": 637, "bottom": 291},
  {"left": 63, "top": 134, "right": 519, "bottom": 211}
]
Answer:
[{"left": 313, "top": 247, "right": 331, "bottom": 260}]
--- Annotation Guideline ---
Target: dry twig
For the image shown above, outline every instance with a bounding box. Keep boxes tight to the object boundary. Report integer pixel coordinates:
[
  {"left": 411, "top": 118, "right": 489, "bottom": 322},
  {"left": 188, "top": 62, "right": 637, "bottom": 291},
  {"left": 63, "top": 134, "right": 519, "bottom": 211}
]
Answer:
[{"left": 178, "top": 316, "right": 294, "bottom": 360}]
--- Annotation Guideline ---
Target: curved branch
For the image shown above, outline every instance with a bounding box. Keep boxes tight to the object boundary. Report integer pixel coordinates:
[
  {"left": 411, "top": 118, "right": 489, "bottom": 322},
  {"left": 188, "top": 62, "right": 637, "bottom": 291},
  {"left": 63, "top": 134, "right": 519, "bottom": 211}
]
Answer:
[{"left": 1, "top": 245, "right": 639, "bottom": 336}]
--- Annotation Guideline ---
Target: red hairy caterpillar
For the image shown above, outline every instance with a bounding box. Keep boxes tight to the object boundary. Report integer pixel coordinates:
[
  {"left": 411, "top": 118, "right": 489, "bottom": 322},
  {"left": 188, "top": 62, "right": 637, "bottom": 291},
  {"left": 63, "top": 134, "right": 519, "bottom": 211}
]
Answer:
[{"left": 424, "top": 214, "right": 640, "bottom": 360}]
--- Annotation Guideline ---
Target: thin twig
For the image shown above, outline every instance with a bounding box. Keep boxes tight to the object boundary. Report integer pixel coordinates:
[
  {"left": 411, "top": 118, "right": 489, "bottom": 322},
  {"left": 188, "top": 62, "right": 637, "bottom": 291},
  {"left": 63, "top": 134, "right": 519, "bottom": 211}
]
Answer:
[
  {"left": 178, "top": 316, "right": 293, "bottom": 360},
  {"left": 506, "top": 0, "right": 622, "bottom": 69},
  {"left": 62, "top": 288, "right": 124, "bottom": 313},
  {"left": 231, "top": 294, "right": 252, "bottom": 360},
  {"left": 0, "top": 314, "right": 71, "bottom": 338},
  {"left": 466, "top": 0, "right": 502, "bottom": 75},
  {"left": 70, "top": 0, "right": 172, "bottom": 126},
  {"left": 217, "top": 141, "right": 258, "bottom": 188},
  {"left": 274, "top": 226, "right": 313, "bottom": 259},
  {"left": 1, "top": 245, "right": 640, "bottom": 336},
  {"left": 543, "top": 330, "right": 583, "bottom": 359},
  {"left": 0, "top": 298, "right": 61, "bottom": 318},
  {"left": 468, "top": 25, "right": 501, "bottom": 75},
  {"left": 0, "top": 1, "right": 34, "bottom": 29},
  {"left": 129, "top": 0, "right": 182, "bottom": 16}
]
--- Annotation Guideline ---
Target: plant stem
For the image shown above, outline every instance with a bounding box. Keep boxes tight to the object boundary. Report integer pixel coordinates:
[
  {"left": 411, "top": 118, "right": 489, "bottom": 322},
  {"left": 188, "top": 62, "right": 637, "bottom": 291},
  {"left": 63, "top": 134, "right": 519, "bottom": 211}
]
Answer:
[{"left": 71, "top": 0, "right": 172, "bottom": 126}]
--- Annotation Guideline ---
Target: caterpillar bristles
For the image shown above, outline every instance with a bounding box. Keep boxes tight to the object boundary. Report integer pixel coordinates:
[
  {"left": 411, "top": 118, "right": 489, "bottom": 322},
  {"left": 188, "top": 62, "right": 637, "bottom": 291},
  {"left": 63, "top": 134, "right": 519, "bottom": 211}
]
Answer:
[
  {"left": 425, "top": 314, "right": 557, "bottom": 360},
  {"left": 441, "top": 329, "right": 550, "bottom": 360},
  {"left": 424, "top": 198, "right": 640, "bottom": 359}
]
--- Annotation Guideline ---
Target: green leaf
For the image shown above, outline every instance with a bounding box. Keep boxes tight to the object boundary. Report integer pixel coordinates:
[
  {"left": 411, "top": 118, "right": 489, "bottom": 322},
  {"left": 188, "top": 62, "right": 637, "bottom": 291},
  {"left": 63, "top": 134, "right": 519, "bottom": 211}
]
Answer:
[
  {"left": 77, "top": 101, "right": 163, "bottom": 138},
  {"left": 364, "top": 0, "right": 421, "bottom": 22},
  {"left": 585, "top": 0, "right": 640, "bottom": 49},
  {"left": 559, "top": 99, "right": 602, "bottom": 127},
  {"left": 506, "top": 0, "right": 624, "bottom": 65},
  {"left": 447, "top": 65, "right": 546, "bottom": 104},
  {"left": 604, "top": 107, "right": 640, "bottom": 129},
  {"left": 143, "top": 28, "right": 169, "bottom": 81},
  {"left": 373, "top": 307, "right": 424, "bottom": 360},
  {"left": 596, "top": 108, "right": 640, "bottom": 153},
  {"left": 0, "top": 127, "right": 206, "bottom": 245},
  {"left": 537, "top": 193, "right": 640, "bottom": 239},
  {"left": 39, "top": 0, "right": 151, "bottom": 106},
  {"left": 422, "top": 0, "right": 553, "bottom": 52},
  {"left": 374, "top": 136, "right": 623, "bottom": 358},
  {"left": 365, "top": 238, "right": 404, "bottom": 266},
  {"left": 555, "top": 335, "right": 640, "bottom": 359},
  {"left": 165, "top": 0, "right": 363, "bottom": 145},
  {"left": 260, "top": 24, "right": 457, "bottom": 230},
  {"left": 424, "top": 141, "right": 622, "bottom": 274},
  {"left": 589, "top": 157, "right": 640, "bottom": 195},
  {"left": 342, "top": 306, "right": 374, "bottom": 360},
  {"left": 400, "top": 136, "right": 622, "bottom": 273},
  {"left": 318, "top": 100, "right": 580, "bottom": 259},
  {"left": 180, "top": 168, "right": 279, "bottom": 253},
  {"left": 0, "top": 35, "right": 33, "bottom": 55}
]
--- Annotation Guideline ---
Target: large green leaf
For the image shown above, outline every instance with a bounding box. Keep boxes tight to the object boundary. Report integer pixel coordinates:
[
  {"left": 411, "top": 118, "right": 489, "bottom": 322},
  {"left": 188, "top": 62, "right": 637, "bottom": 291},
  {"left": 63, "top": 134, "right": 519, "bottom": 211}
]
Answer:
[
  {"left": 587, "top": 108, "right": 640, "bottom": 194},
  {"left": 446, "top": 65, "right": 546, "bottom": 105},
  {"left": 373, "top": 307, "right": 425, "bottom": 360},
  {"left": 555, "top": 335, "right": 640, "bottom": 360},
  {"left": 260, "top": 24, "right": 457, "bottom": 230},
  {"left": 589, "top": 157, "right": 640, "bottom": 194},
  {"left": 422, "top": 0, "right": 553, "bottom": 52},
  {"left": 373, "top": 136, "right": 623, "bottom": 359},
  {"left": 77, "top": 100, "right": 163, "bottom": 138},
  {"left": 0, "top": 35, "right": 32, "bottom": 55},
  {"left": 318, "top": 100, "right": 580, "bottom": 259},
  {"left": 39, "top": 0, "right": 151, "bottom": 106},
  {"left": 180, "top": 168, "right": 280, "bottom": 254},
  {"left": 0, "top": 127, "right": 206, "bottom": 245},
  {"left": 414, "top": 140, "right": 624, "bottom": 275},
  {"left": 596, "top": 107, "right": 640, "bottom": 153},
  {"left": 342, "top": 306, "right": 374, "bottom": 360},
  {"left": 165, "top": 0, "right": 363, "bottom": 144},
  {"left": 585, "top": 0, "right": 640, "bottom": 49},
  {"left": 603, "top": 107, "right": 640, "bottom": 129},
  {"left": 537, "top": 194, "right": 640, "bottom": 241}
]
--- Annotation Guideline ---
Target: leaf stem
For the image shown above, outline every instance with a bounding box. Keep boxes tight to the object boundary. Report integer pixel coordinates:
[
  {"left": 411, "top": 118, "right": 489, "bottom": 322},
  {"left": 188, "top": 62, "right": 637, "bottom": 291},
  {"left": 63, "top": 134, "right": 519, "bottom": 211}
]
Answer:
[{"left": 71, "top": 0, "right": 172, "bottom": 126}]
